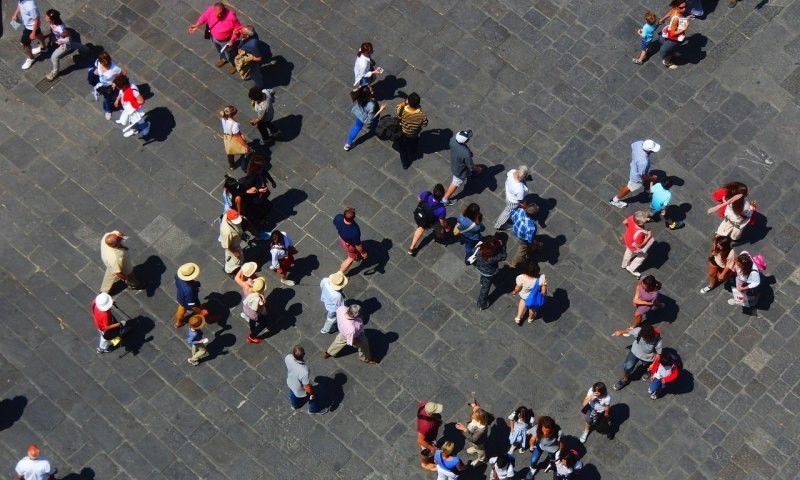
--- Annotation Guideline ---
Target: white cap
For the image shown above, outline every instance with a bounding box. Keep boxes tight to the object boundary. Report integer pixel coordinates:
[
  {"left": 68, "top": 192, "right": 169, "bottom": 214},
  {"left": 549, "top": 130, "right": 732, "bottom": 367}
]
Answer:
[
  {"left": 455, "top": 130, "right": 473, "bottom": 144},
  {"left": 95, "top": 293, "right": 113, "bottom": 312},
  {"left": 642, "top": 140, "right": 661, "bottom": 152}
]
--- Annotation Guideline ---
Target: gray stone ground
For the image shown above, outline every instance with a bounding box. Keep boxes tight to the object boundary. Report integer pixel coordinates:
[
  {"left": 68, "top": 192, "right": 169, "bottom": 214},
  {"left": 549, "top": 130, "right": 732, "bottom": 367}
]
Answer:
[{"left": 0, "top": 0, "right": 798, "bottom": 479}]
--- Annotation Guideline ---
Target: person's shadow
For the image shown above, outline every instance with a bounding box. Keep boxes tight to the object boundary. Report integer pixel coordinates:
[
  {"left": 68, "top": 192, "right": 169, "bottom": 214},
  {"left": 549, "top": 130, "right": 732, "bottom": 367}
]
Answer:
[
  {"left": 357, "top": 297, "right": 382, "bottom": 321},
  {"left": 440, "top": 422, "right": 467, "bottom": 452},
  {"left": 271, "top": 113, "right": 303, "bottom": 143},
  {"left": 261, "top": 287, "right": 300, "bottom": 339},
  {"left": 457, "top": 164, "right": 505, "bottom": 200},
  {"left": 363, "top": 330, "right": 398, "bottom": 362},
  {"left": 314, "top": 372, "right": 347, "bottom": 411},
  {"left": 132, "top": 255, "right": 166, "bottom": 298},
  {"left": 540, "top": 287, "right": 569, "bottom": 323},
  {"left": 746, "top": 274, "right": 775, "bottom": 316},
  {"left": 676, "top": 33, "right": 708, "bottom": 66},
  {"left": 419, "top": 128, "right": 453, "bottom": 155},
  {"left": 291, "top": 254, "right": 319, "bottom": 284},
  {"left": 142, "top": 107, "right": 176, "bottom": 144},
  {"left": 532, "top": 234, "right": 566, "bottom": 265},
  {"left": 487, "top": 265, "right": 516, "bottom": 306},
  {"left": 607, "top": 403, "right": 629, "bottom": 439},
  {"left": 579, "top": 464, "right": 602, "bottom": 479},
  {"left": 118, "top": 315, "right": 155, "bottom": 357},
  {"left": 740, "top": 212, "right": 770, "bottom": 245},
  {"left": 525, "top": 194, "right": 557, "bottom": 228},
  {"left": 371, "top": 74, "right": 407, "bottom": 101},
  {"left": 348, "top": 239, "right": 392, "bottom": 276},
  {"left": 204, "top": 291, "right": 243, "bottom": 332},
  {"left": 204, "top": 330, "right": 237, "bottom": 361},
  {"left": 59, "top": 468, "right": 96, "bottom": 480},
  {"left": 640, "top": 241, "right": 670, "bottom": 271},
  {"left": 0, "top": 396, "right": 27, "bottom": 430},
  {"left": 262, "top": 55, "right": 294, "bottom": 88},
  {"left": 647, "top": 293, "right": 679, "bottom": 325},
  {"left": 266, "top": 188, "right": 308, "bottom": 230}
]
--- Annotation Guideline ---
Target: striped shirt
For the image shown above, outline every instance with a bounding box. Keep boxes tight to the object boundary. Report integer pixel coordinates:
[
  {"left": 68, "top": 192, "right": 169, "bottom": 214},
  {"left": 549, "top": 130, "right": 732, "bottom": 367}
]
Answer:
[{"left": 396, "top": 105, "right": 428, "bottom": 137}]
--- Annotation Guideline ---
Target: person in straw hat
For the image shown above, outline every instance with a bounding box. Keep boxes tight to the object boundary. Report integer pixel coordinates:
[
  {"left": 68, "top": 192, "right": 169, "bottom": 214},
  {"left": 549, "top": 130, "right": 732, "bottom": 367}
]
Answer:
[
  {"left": 234, "top": 261, "right": 259, "bottom": 296},
  {"left": 219, "top": 208, "right": 244, "bottom": 275},
  {"left": 417, "top": 400, "right": 444, "bottom": 471},
  {"left": 91, "top": 292, "right": 122, "bottom": 354},
  {"left": 186, "top": 315, "right": 210, "bottom": 366},
  {"left": 319, "top": 271, "right": 348, "bottom": 334},
  {"left": 174, "top": 263, "right": 208, "bottom": 328},
  {"left": 242, "top": 277, "right": 267, "bottom": 344}
]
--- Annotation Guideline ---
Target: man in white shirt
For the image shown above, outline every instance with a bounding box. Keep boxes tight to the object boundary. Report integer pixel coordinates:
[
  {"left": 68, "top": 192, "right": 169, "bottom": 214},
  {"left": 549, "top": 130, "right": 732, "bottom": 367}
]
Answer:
[
  {"left": 495, "top": 166, "right": 530, "bottom": 229},
  {"left": 11, "top": 0, "right": 47, "bottom": 70},
  {"left": 15, "top": 444, "right": 55, "bottom": 480}
]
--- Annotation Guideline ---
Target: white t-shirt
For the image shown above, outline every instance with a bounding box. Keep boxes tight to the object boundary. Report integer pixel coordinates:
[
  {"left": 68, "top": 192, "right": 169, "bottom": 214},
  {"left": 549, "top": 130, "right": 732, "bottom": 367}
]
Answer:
[
  {"left": 270, "top": 232, "right": 294, "bottom": 268},
  {"left": 554, "top": 451, "right": 583, "bottom": 476},
  {"left": 488, "top": 456, "right": 515, "bottom": 479},
  {"left": 586, "top": 388, "right": 611, "bottom": 413},
  {"left": 15, "top": 456, "right": 54, "bottom": 480},
  {"left": 516, "top": 274, "right": 546, "bottom": 299},
  {"left": 353, "top": 54, "right": 373, "bottom": 86},
  {"left": 95, "top": 60, "right": 122, "bottom": 86},
  {"left": 653, "top": 363, "right": 673, "bottom": 380},
  {"left": 504, "top": 170, "right": 528, "bottom": 202},
  {"left": 19, "top": 0, "right": 39, "bottom": 29},
  {"left": 221, "top": 117, "right": 241, "bottom": 135},
  {"left": 51, "top": 23, "right": 69, "bottom": 43}
]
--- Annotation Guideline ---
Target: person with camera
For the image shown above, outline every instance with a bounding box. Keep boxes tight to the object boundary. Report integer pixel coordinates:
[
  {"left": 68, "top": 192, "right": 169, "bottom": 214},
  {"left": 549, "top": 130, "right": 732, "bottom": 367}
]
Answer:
[
  {"left": 455, "top": 399, "right": 491, "bottom": 466},
  {"left": 579, "top": 382, "right": 612, "bottom": 443}
]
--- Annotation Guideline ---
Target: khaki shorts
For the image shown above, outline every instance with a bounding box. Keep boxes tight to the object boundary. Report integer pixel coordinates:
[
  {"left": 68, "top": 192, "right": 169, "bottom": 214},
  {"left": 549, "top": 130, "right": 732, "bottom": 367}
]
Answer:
[{"left": 627, "top": 180, "right": 643, "bottom": 192}]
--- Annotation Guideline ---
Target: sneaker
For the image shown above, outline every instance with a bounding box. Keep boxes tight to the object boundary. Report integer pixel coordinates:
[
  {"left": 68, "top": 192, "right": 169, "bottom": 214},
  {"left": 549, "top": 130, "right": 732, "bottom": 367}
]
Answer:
[
  {"left": 650, "top": 391, "right": 658, "bottom": 400},
  {"left": 280, "top": 279, "right": 296, "bottom": 286},
  {"left": 613, "top": 379, "right": 628, "bottom": 391},
  {"left": 46, "top": 71, "right": 57, "bottom": 81},
  {"left": 642, "top": 372, "right": 650, "bottom": 381},
  {"left": 187, "top": 358, "right": 199, "bottom": 366},
  {"left": 343, "top": 144, "right": 352, "bottom": 151},
  {"left": 31, "top": 46, "right": 42, "bottom": 55},
  {"left": 609, "top": 198, "right": 627, "bottom": 209},
  {"left": 514, "top": 317, "right": 523, "bottom": 326},
  {"left": 627, "top": 269, "right": 641, "bottom": 278},
  {"left": 115, "top": 117, "right": 127, "bottom": 125},
  {"left": 700, "top": 286, "right": 712, "bottom": 294},
  {"left": 728, "top": 298, "right": 744, "bottom": 306},
  {"left": 508, "top": 445, "right": 516, "bottom": 454},
  {"left": 518, "top": 447, "right": 527, "bottom": 453},
  {"left": 579, "top": 431, "right": 589, "bottom": 443},
  {"left": 441, "top": 198, "right": 456, "bottom": 207},
  {"left": 105, "top": 112, "right": 112, "bottom": 120},
  {"left": 668, "top": 221, "right": 685, "bottom": 230},
  {"left": 21, "top": 58, "right": 34, "bottom": 70},
  {"left": 246, "top": 335, "right": 262, "bottom": 344},
  {"left": 123, "top": 129, "right": 136, "bottom": 138},
  {"left": 527, "top": 316, "right": 535, "bottom": 324},
  {"left": 632, "top": 58, "right": 642, "bottom": 65},
  {"left": 622, "top": 331, "right": 632, "bottom": 337},
  {"left": 96, "top": 347, "right": 109, "bottom": 354},
  {"left": 309, "top": 407, "right": 329, "bottom": 415},
  {"left": 544, "top": 463, "right": 553, "bottom": 473},
  {"left": 525, "top": 469, "right": 536, "bottom": 480}
]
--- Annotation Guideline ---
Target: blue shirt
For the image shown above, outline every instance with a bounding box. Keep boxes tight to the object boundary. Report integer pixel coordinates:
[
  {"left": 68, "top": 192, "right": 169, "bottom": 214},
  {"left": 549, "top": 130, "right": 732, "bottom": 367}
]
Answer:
[
  {"left": 186, "top": 328, "right": 203, "bottom": 345},
  {"left": 175, "top": 276, "right": 199, "bottom": 309},
  {"left": 419, "top": 191, "right": 446, "bottom": 220},
  {"left": 628, "top": 141, "right": 651, "bottom": 183},
  {"left": 650, "top": 183, "right": 672, "bottom": 212},
  {"left": 511, "top": 208, "right": 537, "bottom": 243},
  {"left": 641, "top": 23, "right": 656, "bottom": 43},
  {"left": 457, "top": 215, "right": 485, "bottom": 241},
  {"left": 333, "top": 214, "right": 362, "bottom": 245}
]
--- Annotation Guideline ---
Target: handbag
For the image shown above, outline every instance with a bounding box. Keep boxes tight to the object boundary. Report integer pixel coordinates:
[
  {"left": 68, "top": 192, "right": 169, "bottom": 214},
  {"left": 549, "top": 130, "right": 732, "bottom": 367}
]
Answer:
[
  {"left": 525, "top": 277, "right": 546, "bottom": 308},
  {"left": 203, "top": 24, "right": 211, "bottom": 39},
  {"left": 223, "top": 133, "right": 248, "bottom": 155}
]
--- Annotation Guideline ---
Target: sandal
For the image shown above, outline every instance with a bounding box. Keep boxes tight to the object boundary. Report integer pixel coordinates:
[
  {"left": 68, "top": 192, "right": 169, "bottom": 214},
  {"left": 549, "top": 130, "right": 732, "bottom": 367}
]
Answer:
[{"left": 632, "top": 58, "right": 642, "bottom": 65}]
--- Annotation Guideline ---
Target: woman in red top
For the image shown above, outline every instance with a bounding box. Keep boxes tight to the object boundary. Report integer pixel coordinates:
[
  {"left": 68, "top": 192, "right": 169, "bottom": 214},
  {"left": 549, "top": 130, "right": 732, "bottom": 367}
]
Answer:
[
  {"left": 621, "top": 211, "right": 653, "bottom": 278},
  {"left": 658, "top": 0, "right": 690, "bottom": 69}
]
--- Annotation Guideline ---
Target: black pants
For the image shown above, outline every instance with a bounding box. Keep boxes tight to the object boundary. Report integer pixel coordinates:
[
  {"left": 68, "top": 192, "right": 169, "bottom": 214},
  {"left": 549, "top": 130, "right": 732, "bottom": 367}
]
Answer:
[
  {"left": 398, "top": 135, "right": 419, "bottom": 169},
  {"left": 477, "top": 275, "right": 495, "bottom": 309},
  {"left": 248, "top": 319, "right": 258, "bottom": 337},
  {"left": 256, "top": 119, "right": 275, "bottom": 143}
]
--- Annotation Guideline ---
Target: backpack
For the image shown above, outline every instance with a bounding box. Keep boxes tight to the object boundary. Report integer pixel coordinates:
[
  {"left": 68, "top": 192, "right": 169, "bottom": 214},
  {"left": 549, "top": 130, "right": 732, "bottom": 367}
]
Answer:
[
  {"left": 524, "top": 277, "right": 546, "bottom": 308},
  {"left": 413, "top": 200, "right": 436, "bottom": 228},
  {"left": 376, "top": 115, "right": 401, "bottom": 141},
  {"left": 740, "top": 251, "right": 767, "bottom": 271}
]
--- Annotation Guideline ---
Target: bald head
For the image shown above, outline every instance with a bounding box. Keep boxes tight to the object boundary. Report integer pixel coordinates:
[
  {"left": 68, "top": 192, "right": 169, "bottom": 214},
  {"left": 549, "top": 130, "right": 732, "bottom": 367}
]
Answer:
[
  {"left": 105, "top": 233, "right": 122, "bottom": 247},
  {"left": 27, "top": 444, "right": 39, "bottom": 459}
]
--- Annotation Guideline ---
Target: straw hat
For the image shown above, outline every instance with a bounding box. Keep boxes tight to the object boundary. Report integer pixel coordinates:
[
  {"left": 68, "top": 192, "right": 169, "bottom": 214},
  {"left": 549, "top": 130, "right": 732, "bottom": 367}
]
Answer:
[
  {"left": 328, "top": 271, "right": 348, "bottom": 291},
  {"left": 251, "top": 277, "right": 266, "bottom": 293},
  {"left": 241, "top": 262, "right": 258, "bottom": 277},
  {"left": 188, "top": 314, "right": 206, "bottom": 329},
  {"left": 178, "top": 263, "right": 201, "bottom": 281}
]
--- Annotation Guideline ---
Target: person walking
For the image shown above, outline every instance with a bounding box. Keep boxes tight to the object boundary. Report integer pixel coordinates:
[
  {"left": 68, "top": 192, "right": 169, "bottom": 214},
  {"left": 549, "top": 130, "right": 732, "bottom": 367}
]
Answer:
[
  {"left": 648, "top": 353, "right": 677, "bottom": 399},
  {"left": 188, "top": 2, "right": 242, "bottom": 73},
  {"left": 495, "top": 166, "right": 530, "bottom": 229},
  {"left": 579, "top": 382, "right": 612, "bottom": 443},
  {"left": 333, "top": 207, "right": 368, "bottom": 272},
  {"left": 285, "top": 345, "right": 329, "bottom": 414},
  {"left": 631, "top": 275, "right": 663, "bottom": 329},
  {"left": 322, "top": 304, "right": 376, "bottom": 364},
  {"left": 433, "top": 441, "right": 466, "bottom": 479},
  {"left": 269, "top": 230, "right": 297, "bottom": 286},
  {"left": 186, "top": 315, "right": 210, "bottom": 366},
  {"left": 219, "top": 208, "right": 244, "bottom": 275},
  {"left": 174, "top": 263, "right": 208, "bottom": 328},
  {"left": 700, "top": 236, "right": 736, "bottom": 294},
  {"left": 44, "top": 9, "right": 90, "bottom": 81},
  {"left": 233, "top": 25, "right": 266, "bottom": 87},
  {"left": 512, "top": 260, "right": 547, "bottom": 325},
  {"left": 408, "top": 184, "right": 450, "bottom": 257},
  {"left": 441, "top": 130, "right": 483, "bottom": 206},
  {"left": 239, "top": 155, "right": 276, "bottom": 232},
  {"left": 729, "top": 253, "right": 761, "bottom": 308},
  {"left": 234, "top": 261, "right": 258, "bottom": 296},
  {"left": 344, "top": 85, "right": 385, "bottom": 151},
  {"left": 15, "top": 444, "right": 55, "bottom": 480},
  {"left": 242, "top": 277, "right": 266, "bottom": 344},
  {"left": 395, "top": 92, "right": 428, "bottom": 169},
  {"left": 417, "top": 400, "right": 444, "bottom": 471},
  {"left": 92, "top": 292, "right": 122, "bottom": 354},
  {"left": 609, "top": 140, "right": 661, "bottom": 208},
  {"left": 620, "top": 211, "right": 654, "bottom": 278},
  {"left": 112, "top": 74, "right": 151, "bottom": 138},
  {"left": 87, "top": 51, "right": 125, "bottom": 120},
  {"left": 509, "top": 205, "right": 543, "bottom": 268},
  {"left": 353, "top": 42, "right": 382, "bottom": 88},
  {"left": 713, "top": 192, "right": 754, "bottom": 241},
  {"left": 220, "top": 105, "right": 250, "bottom": 170},
  {"left": 611, "top": 324, "right": 663, "bottom": 391},
  {"left": 12, "top": 0, "right": 46, "bottom": 71},
  {"left": 248, "top": 87, "right": 279, "bottom": 144},
  {"left": 319, "top": 271, "right": 347, "bottom": 334},
  {"left": 488, "top": 454, "right": 515, "bottom": 480},
  {"left": 455, "top": 400, "right": 491, "bottom": 466},
  {"left": 100, "top": 230, "right": 142, "bottom": 293},
  {"left": 658, "top": 0, "right": 690, "bottom": 70},
  {"left": 474, "top": 235, "right": 507, "bottom": 310},
  {"left": 527, "top": 415, "right": 564, "bottom": 479},
  {"left": 455, "top": 203, "right": 485, "bottom": 265}
]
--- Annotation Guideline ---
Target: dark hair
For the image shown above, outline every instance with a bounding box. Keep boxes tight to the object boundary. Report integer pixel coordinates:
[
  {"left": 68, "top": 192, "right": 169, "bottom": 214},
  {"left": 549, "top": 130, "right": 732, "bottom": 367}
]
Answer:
[
  {"left": 562, "top": 449, "right": 580, "bottom": 469},
  {"left": 523, "top": 260, "right": 540, "bottom": 277},
  {"left": 495, "top": 455, "right": 509, "bottom": 469},
  {"left": 641, "top": 275, "right": 662, "bottom": 292},
  {"left": 737, "top": 253, "right": 753, "bottom": 276},
  {"left": 344, "top": 208, "right": 356, "bottom": 221},
  {"left": 350, "top": 85, "right": 373, "bottom": 106},
  {"left": 357, "top": 42, "right": 373, "bottom": 56},
  {"left": 669, "top": 0, "right": 687, "bottom": 7},
  {"left": 525, "top": 204, "right": 539, "bottom": 218},
  {"left": 638, "top": 324, "right": 656, "bottom": 341},
  {"left": 472, "top": 408, "right": 489, "bottom": 425},
  {"left": 432, "top": 183, "right": 445, "bottom": 200},
  {"left": 214, "top": 2, "right": 226, "bottom": 10},
  {"left": 407, "top": 92, "right": 421, "bottom": 108},
  {"left": 46, "top": 9, "right": 62, "bottom": 24},
  {"left": 723, "top": 181, "right": 749, "bottom": 216},
  {"left": 223, "top": 175, "right": 240, "bottom": 193},
  {"left": 592, "top": 382, "right": 607, "bottom": 397},
  {"left": 513, "top": 406, "right": 532, "bottom": 424},
  {"left": 536, "top": 416, "right": 558, "bottom": 438},
  {"left": 660, "top": 176, "right": 673, "bottom": 189},
  {"left": 659, "top": 353, "right": 674, "bottom": 367},
  {"left": 462, "top": 203, "right": 482, "bottom": 222},
  {"left": 98, "top": 51, "right": 112, "bottom": 67},
  {"left": 248, "top": 86, "right": 266, "bottom": 102},
  {"left": 479, "top": 236, "right": 503, "bottom": 259},
  {"left": 246, "top": 155, "right": 267, "bottom": 176},
  {"left": 644, "top": 11, "right": 657, "bottom": 24},
  {"left": 712, "top": 235, "right": 732, "bottom": 257},
  {"left": 270, "top": 230, "right": 285, "bottom": 245},
  {"left": 112, "top": 74, "right": 131, "bottom": 89},
  {"left": 292, "top": 345, "right": 305, "bottom": 360}
]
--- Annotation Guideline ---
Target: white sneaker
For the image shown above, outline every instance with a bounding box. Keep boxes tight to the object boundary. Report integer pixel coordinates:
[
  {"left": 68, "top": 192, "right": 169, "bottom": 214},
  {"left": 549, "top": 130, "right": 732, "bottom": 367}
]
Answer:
[
  {"left": 626, "top": 269, "right": 641, "bottom": 278},
  {"left": 123, "top": 129, "right": 136, "bottom": 137},
  {"left": 609, "top": 198, "right": 627, "bottom": 208},
  {"left": 31, "top": 46, "right": 42, "bottom": 55},
  {"left": 580, "top": 431, "right": 589, "bottom": 443},
  {"left": 508, "top": 445, "right": 516, "bottom": 454},
  {"left": 280, "top": 279, "right": 296, "bottom": 286},
  {"left": 700, "top": 286, "right": 712, "bottom": 294},
  {"left": 727, "top": 298, "right": 743, "bottom": 306},
  {"left": 105, "top": 112, "right": 112, "bottom": 120},
  {"left": 21, "top": 58, "right": 34, "bottom": 70}
]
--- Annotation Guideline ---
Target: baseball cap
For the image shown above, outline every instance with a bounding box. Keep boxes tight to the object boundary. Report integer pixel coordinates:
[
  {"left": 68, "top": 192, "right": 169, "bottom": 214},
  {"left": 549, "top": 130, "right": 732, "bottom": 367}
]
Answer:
[
  {"left": 226, "top": 209, "right": 242, "bottom": 224},
  {"left": 642, "top": 139, "right": 661, "bottom": 152},
  {"left": 455, "top": 130, "right": 473, "bottom": 144}
]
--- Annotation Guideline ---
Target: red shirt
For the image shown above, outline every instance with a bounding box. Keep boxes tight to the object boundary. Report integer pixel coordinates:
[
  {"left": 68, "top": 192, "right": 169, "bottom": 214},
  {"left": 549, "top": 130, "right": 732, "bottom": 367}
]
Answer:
[
  {"left": 92, "top": 301, "right": 113, "bottom": 332},
  {"left": 623, "top": 215, "right": 647, "bottom": 251},
  {"left": 417, "top": 401, "right": 442, "bottom": 443}
]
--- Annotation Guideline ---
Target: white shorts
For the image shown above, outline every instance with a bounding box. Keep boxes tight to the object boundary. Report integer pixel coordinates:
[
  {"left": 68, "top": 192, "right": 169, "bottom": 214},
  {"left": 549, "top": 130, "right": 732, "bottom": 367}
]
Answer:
[
  {"left": 451, "top": 175, "right": 465, "bottom": 187},
  {"left": 627, "top": 180, "right": 643, "bottom": 192}
]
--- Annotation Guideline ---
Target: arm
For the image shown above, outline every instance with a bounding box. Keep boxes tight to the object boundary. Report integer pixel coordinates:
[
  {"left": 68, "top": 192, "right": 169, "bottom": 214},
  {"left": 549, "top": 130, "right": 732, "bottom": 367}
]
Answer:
[
  {"left": 540, "top": 280, "right": 548, "bottom": 296},
  {"left": 31, "top": 17, "right": 40, "bottom": 40},
  {"left": 738, "top": 272, "right": 761, "bottom": 291},
  {"left": 512, "top": 283, "right": 522, "bottom": 296},
  {"left": 612, "top": 327, "right": 633, "bottom": 336},
  {"left": 12, "top": 5, "right": 20, "bottom": 21},
  {"left": 303, "top": 383, "right": 315, "bottom": 398},
  {"left": 417, "top": 432, "right": 437, "bottom": 452},
  {"left": 581, "top": 391, "right": 592, "bottom": 407},
  {"left": 632, "top": 284, "right": 651, "bottom": 306},
  {"left": 188, "top": 8, "right": 209, "bottom": 32},
  {"left": 421, "top": 113, "right": 429, "bottom": 127}
]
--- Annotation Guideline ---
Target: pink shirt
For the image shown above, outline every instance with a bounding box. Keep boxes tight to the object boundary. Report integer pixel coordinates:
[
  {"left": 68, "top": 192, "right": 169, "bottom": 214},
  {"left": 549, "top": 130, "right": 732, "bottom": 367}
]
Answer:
[
  {"left": 335, "top": 306, "right": 364, "bottom": 345},
  {"left": 196, "top": 5, "right": 242, "bottom": 42}
]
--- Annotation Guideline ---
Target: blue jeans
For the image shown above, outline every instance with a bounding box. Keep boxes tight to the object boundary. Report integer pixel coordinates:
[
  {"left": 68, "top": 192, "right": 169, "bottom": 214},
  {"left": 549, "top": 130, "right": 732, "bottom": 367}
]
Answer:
[
  {"left": 649, "top": 378, "right": 663, "bottom": 394},
  {"left": 462, "top": 237, "right": 479, "bottom": 263},
  {"left": 346, "top": 117, "right": 377, "bottom": 146},
  {"left": 623, "top": 350, "right": 650, "bottom": 376},
  {"left": 289, "top": 390, "right": 323, "bottom": 413},
  {"left": 87, "top": 70, "right": 115, "bottom": 113},
  {"left": 530, "top": 445, "right": 555, "bottom": 469}
]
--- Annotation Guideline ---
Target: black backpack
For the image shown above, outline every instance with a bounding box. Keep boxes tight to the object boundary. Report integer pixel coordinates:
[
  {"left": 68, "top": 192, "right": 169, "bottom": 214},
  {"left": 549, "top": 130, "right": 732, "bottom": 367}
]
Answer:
[
  {"left": 376, "top": 115, "right": 401, "bottom": 141},
  {"left": 413, "top": 200, "right": 436, "bottom": 228}
]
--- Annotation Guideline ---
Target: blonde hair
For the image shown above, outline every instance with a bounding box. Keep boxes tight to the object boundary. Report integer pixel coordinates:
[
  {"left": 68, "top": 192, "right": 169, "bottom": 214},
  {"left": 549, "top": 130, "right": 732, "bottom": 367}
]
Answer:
[
  {"left": 220, "top": 105, "right": 238, "bottom": 118},
  {"left": 440, "top": 441, "right": 455, "bottom": 456}
]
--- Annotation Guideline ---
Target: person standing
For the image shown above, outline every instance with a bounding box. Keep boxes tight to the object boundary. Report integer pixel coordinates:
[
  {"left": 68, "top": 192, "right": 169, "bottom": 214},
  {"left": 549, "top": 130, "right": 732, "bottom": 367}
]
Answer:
[
  {"left": 631, "top": 275, "right": 664, "bottom": 328},
  {"left": 12, "top": 0, "right": 46, "bottom": 71},
  {"left": 319, "top": 271, "right": 347, "bottom": 334},
  {"left": 620, "top": 211, "right": 654, "bottom": 278},
  {"left": 344, "top": 86, "right": 385, "bottom": 151},
  {"left": 112, "top": 74, "right": 151, "bottom": 138},
  {"left": 512, "top": 260, "right": 547, "bottom": 325},
  {"left": 234, "top": 261, "right": 258, "bottom": 296},
  {"left": 285, "top": 345, "right": 329, "bottom": 414},
  {"left": 395, "top": 92, "right": 428, "bottom": 169},
  {"left": 15, "top": 444, "right": 55, "bottom": 480},
  {"left": 92, "top": 292, "right": 121, "bottom": 354},
  {"left": 188, "top": 2, "right": 242, "bottom": 73},
  {"left": 269, "top": 230, "right": 296, "bottom": 286},
  {"left": 248, "top": 87, "right": 279, "bottom": 144},
  {"left": 417, "top": 400, "right": 444, "bottom": 471},
  {"left": 495, "top": 167, "right": 530, "bottom": 229},
  {"left": 579, "top": 382, "right": 612, "bottom": 443},
  {"left": 174, "top": 263, "right": 208, "bottom": 328},
  {"left": 509, "top": 205, "right": 543, "bottom": 268},
  {"left": 219, "top": 209, "right": 243, "bottom": 275},
  {"left": 100, "top": 230, "right": 142, "bottom": 293},
  {"left": 234, "top": 25, "right": 265, "bottom": 87},
  {"left": 729, "top": 253, "right": 761, "bottom": 308},
  {"left": 333, "top": 207, "right": 368, "bottom": 272},
  {"left": 713, "top": 193, "right": 754, "bottom": 241},
  {"left": 611, "top": 324, "right": 663, "bottom": 391},
  {"left": 441, "top": 130, "right": 483, "bottom": 206},
  {"left": 527, "top": 416, "right": 564, "bottom": 479},
  {"left": 87, "top": 51, "right": 125, "bottom": 120},
  {"left": 44, "top": 9, "right": 90, "bottom": 81},
  {"left": 186, "top": 315, "right": 210, "bottom": 366},
  {"left": 353, "top": 42, "right": 382, "bottom": 88},
  {"left": 455, "top": 203, "right": 485, "bottom": 265},
  {"left": 242, "top": 277, "right": 266, "bottom": 344},
  {"left": 455, "top": 400, "right": 491, "bottom": 466},
  {"left": 700, "top": 236, "right": 736, "bottom": 294},
  {"left": 408, "top": 184, "right": 450, "bottom": 257},
  {"left": 220, "top": 105, "right": 250, "bottom": 170},
  {"left": 474, "top": 235, "right": 507, "bottom": 310},
  {"left": 609, "top": 139, "right": 661, "bottom": 208},
  {"left": 434, "top": 441, "right": 466, "bottom": 479},
  {"left": 322, "top": 304, "right": 376, "bottom": 364}
]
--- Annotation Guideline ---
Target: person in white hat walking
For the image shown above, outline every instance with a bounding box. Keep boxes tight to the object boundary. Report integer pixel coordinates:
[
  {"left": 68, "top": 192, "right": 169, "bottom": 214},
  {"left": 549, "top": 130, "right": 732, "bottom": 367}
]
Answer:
[
  {"left": 609, "top": 139, "right": 661, "bottom": 208},
  {"left": 219, "top": 208, "right": 244, "bottom": 275},
  {"left": 91, "top": 292, "right": 122, "bottom": 353},
  {"left": 100, "top": 230, "right": 143, "bottom": 294},
  {"left": 441, "top": 130, "right": 484, "bottom": 206},
  {"left": 319, "top": 272, "right": 348, "bottom": 334}
]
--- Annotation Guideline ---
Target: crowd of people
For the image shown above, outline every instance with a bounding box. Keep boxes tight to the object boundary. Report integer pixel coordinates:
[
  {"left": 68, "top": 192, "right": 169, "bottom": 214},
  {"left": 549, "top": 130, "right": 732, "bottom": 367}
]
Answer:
[{"left": 8, "top": 0, "right": 771, "bottom": 479}]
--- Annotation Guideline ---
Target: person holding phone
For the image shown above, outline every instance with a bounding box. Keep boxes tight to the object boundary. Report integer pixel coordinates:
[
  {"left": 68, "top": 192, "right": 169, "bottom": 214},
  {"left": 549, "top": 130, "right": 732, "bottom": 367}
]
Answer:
[{"left": 580, "top": 382, "right": 612, "bottom": 443}]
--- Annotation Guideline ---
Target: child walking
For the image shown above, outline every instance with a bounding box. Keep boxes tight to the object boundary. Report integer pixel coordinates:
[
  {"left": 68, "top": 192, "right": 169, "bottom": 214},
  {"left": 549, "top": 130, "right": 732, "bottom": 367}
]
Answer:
[
  {"left": 186, "top": 315, "right": 210, "bottom": 366},
  {"left": 650, "top": 176, "right": 683, "bottom": 229},
  {"left": 633, "top": 11, "right": 657, "bottom": 64},
  {"left": 507, "top": 406, "right": 534, "bottom": 453}
]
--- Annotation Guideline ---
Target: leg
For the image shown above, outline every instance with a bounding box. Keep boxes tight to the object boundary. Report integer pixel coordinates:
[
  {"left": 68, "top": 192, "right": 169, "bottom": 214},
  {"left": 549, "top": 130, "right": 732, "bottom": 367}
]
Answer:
[
  {"left": 615, "top": 185, "right": 632, "bottom": 200},
  {"left": 224, "top": 248, "right": 243, "bottom": 273},
  {"left": 621, "top": 350, "right": 640, "bottom": 383},
  {"left": 648, "top": 378, "right": 663, "bottom": 394},
  {"left": 442, "top": 182, "right": 458, "bottom": 202},
  {"left": 408, "top": 136, "right": 420, "bottom": 160},
  {"left": 353, "top": 334, "right": 372, "bottom": 362},
  {"left": 100, "top": 267, "right": 118, "bottom": 294},
  {"left": 408, "top": 226, "right": 426, "bottom": 252},
  {"left": 288, "top": 390, "right": 305, "bottom": 409},
  {"left": 345, "top": 119, "right": 365, "bottom": 147},
  {"left": 174, "top": 305, "right": 188, "bottom": 328},
  {"left": 632, "top": 311, "right": 643, "bottom": 328},
  {"left": 339, "top": 256, "right": 355, "bottom": 272},
  {"left": 621, "top": 248, "right": 635, "bottom": 269},
  {"left": 321, "top": 310, "right": 337, "bottom": 334},
  {"left": 626, "top": 250, "right": 647, "bottom": 273},
  {"left": 325, "top": 333, "right": 348, "bottom": 357},
  {"left": 530, "top": 445, "right": 542, "bottom": 469},
  {"left": 477, "top": 275, "right": 493, "bottom": 309},
  {"left": 398, "top": 136, "right": 410, "bottom": 169},
  {"left": 249, "top": 61, "right": 264, "bottom": 88},
  {"left": 122, "top": 267, "right": 143, "bottom": 290},
  {"left": 190, "top": 345, "right": 208, "bottom": 362},
  {"left": 494, "top": 201, "right": 517, "bottom": 229},
  {"left": 516, "top": 299, "right": 528, "bottom": 322},
  {"left": 307, "top": 392, "right": 324, "bottom": 413},
  {"left": 473, "top": 445, "right": 486, "bottom": 463},
  {"left": 50, "top": 43, "right": 69, "bottom": 75},
  {"left": 102, "top": 91, "right": 115, "bottom": 114},
  {"left": 98, "top": 331, "right": 111, "bottom": 351},
  {"left": 510, "top": 239, "right": 529, "bottom": 268},
  {"left": 248, "top": 319, "right": 259, "bottom": 338}
]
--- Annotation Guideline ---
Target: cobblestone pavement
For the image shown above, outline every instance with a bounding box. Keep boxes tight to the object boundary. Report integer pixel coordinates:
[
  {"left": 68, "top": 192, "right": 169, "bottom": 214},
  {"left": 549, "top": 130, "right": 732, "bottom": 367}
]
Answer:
[{"left": 0, "top": 0, "right": 798, "bottom": 479}]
